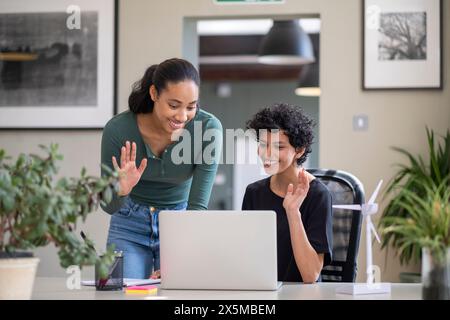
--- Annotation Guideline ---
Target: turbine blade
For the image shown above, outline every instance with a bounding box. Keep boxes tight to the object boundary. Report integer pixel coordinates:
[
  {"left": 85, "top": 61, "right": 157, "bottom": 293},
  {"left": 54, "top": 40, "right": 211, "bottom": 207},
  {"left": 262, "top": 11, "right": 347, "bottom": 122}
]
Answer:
[
  {"left": 368, "top": 180, "right": 383, "bottom": 205},
  {"left": 332, "top": 204, "right": 362, "bottom": 211},
  {"left": 369, "top": 222, "right": 381, "bottom": 243}
]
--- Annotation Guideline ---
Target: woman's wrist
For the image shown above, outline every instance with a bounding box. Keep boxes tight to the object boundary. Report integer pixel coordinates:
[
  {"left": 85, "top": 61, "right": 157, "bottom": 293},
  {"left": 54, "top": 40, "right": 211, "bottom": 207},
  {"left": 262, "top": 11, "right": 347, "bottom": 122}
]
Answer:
[
  {"left": 117, "top": 188, "right": 130, "bottom": 197},
  {"left": 285, "top": 207, "right": 301, "bottom": 219}
]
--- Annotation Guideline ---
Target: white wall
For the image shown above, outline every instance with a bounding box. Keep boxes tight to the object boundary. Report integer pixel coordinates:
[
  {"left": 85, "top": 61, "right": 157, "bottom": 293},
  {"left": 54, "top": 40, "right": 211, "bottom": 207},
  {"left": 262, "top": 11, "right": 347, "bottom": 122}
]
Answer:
[{"left": 1, "top": 0, "right": 448, "bottom": 281}]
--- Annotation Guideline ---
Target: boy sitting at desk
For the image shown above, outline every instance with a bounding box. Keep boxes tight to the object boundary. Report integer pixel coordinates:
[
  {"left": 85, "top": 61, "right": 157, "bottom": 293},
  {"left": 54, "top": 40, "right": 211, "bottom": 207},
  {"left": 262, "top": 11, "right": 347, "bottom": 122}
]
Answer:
[{"left": 242, "top": 103, "right": 333, "bottom": 283}]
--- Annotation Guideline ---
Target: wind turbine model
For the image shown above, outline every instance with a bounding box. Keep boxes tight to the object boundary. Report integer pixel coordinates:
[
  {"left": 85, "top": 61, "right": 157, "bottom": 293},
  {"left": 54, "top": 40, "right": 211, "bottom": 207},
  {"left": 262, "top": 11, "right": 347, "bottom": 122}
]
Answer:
[{"left": 334, "top": 180, "right": 391, "bottom": 295}]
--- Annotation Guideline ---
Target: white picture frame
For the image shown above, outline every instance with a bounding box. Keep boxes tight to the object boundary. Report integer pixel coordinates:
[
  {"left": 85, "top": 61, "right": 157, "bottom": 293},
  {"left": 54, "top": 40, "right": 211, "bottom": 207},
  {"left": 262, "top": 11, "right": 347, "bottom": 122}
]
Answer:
[
  {"left": 363, "top": 0, "right": 442, "bottom": 90},
  {"left": 0, "top": 0, "right": 117, "bottom": 129}
]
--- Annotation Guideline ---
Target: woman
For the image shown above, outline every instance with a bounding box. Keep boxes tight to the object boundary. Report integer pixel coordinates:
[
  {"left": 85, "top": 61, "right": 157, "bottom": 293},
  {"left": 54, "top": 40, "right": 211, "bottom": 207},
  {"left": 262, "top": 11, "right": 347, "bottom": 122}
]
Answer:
[
  {"left": 242, "top": 103, "right": 332, "bottom": 283},
  {"left": 101, "top": 58, "right": 222, "bottom": 279}
]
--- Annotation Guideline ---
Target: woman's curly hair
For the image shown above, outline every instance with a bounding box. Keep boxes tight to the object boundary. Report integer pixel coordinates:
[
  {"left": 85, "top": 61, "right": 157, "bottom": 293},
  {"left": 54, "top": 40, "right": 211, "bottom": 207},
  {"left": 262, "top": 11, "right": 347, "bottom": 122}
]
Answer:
[{"left": 246, "top": 103, "right": 315, "bottom": 166}]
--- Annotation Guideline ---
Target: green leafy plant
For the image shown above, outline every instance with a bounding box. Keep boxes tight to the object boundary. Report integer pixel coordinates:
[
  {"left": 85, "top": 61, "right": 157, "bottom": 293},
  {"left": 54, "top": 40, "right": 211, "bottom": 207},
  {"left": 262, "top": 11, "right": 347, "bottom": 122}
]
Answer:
[
  {"left": 379, "top": 128, "right": 450, "bottom": 265},
  {"left": 380, "top": 179, "right": 450, "bottom": 264},
  {"left": 0, "top": 144, "right": 118, "bottom": 277}
]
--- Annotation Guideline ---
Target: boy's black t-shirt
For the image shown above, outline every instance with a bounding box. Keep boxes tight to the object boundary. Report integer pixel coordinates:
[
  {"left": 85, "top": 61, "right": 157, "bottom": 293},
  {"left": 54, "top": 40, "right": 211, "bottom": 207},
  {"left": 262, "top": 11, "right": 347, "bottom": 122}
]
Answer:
[{"left": 242, "top": 177, "right": 333, "bottom": 282}]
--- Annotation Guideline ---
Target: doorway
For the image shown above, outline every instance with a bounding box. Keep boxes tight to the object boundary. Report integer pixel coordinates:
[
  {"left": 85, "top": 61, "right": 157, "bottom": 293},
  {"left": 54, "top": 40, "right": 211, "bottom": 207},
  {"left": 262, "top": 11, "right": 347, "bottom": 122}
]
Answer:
[{"left": 183, "top": 17, "right": 321, "bottom": 210}]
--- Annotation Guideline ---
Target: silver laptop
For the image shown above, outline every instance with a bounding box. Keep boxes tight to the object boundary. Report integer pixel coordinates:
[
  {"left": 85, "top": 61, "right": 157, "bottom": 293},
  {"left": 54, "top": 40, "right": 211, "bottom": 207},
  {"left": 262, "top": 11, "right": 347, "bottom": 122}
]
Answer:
[{"left": 159, "top": 210, "right": 281, "bottom": 291}]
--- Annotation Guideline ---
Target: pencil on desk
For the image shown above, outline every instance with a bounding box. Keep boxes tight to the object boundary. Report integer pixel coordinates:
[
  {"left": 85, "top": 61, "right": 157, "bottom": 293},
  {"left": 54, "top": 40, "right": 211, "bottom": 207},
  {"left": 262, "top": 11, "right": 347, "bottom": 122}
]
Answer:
[{"left": 80, "top": 231, "right": 98, "bottom": 254}]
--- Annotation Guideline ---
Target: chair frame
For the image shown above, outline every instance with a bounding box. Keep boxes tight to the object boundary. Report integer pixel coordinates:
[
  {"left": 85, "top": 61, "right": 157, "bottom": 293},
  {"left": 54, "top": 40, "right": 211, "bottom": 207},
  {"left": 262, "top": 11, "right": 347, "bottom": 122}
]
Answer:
[{"left": 307, "top": 168, "right": 365, "bottom": 282}]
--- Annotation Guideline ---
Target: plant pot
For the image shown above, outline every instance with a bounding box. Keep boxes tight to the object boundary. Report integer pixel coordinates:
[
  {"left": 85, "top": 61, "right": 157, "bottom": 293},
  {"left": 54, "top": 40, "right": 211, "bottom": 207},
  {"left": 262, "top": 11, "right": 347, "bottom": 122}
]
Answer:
[
  {"left": 421, "top": 247, "right": 450, "bottom": 300},
  {"left": 0, "top": 252, "right": 40, "bottom": 300},
  {"left": 399, "top": 272, "right": 422, "bottom": 283}
]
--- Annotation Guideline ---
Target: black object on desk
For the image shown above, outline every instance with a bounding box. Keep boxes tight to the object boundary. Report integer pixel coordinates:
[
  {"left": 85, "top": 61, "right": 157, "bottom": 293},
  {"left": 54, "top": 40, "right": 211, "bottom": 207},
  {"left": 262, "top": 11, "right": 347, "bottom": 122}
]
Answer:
[
  {"left": 95, "top": 251, "right": 124, "bottom": 291},
  {"left": 80, "top": 230, "right": 124, "bottom": 291}
]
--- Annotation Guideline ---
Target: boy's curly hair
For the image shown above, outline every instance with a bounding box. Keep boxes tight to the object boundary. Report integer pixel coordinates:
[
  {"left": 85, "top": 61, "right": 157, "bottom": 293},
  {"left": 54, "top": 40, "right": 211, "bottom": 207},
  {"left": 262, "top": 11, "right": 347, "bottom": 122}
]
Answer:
[{"left": 246, "top": 103, "right": 315, "bottom": 166}]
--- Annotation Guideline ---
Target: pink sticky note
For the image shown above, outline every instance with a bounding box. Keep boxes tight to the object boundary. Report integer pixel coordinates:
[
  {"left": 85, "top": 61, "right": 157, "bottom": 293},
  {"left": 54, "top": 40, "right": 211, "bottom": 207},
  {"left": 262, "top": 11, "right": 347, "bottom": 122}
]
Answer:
[{"left": 126, "top": 285, "right": 157, "bottom": 290}]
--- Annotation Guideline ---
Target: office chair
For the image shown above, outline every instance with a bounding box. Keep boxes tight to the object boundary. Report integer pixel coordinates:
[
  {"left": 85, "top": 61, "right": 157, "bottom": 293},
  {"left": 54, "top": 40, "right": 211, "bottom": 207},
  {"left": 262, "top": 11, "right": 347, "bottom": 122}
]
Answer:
[{"left": 307, "top": 169, "right": 365, "bottom": 282}]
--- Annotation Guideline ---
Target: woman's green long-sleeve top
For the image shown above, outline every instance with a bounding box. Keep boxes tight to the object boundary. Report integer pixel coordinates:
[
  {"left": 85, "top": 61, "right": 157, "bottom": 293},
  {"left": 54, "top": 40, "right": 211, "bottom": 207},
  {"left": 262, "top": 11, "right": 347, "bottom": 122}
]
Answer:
[{"left": 100, "top": 109, "right": 223, "bottom": 214}]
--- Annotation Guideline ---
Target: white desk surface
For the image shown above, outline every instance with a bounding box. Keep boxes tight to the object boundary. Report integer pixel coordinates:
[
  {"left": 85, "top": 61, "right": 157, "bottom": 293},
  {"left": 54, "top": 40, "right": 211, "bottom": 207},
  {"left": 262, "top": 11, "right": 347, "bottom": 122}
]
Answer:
[{"left": 32, "top": 277, "right": 422, "bottom": 300}]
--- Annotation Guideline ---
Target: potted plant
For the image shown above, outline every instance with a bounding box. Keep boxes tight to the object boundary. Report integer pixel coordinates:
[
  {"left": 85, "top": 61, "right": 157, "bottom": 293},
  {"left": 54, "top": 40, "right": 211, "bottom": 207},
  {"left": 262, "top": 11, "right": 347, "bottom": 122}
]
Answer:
[
  {"left": 0, "top": 144, "right": 118, "bottom": 299},
  {"left": 380, "top": 179, "right": 450, "bottom": 299},
  {"left": 379, "top": 128, "right": 449, "bottom": 278}
]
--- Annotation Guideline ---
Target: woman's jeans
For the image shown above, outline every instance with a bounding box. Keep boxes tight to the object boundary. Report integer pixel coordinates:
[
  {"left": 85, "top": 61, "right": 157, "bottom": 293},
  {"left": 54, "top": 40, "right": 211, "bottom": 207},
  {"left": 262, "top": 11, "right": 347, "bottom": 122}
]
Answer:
[{"left": 107, "top": 196, "right": 187, "bottom": 279}]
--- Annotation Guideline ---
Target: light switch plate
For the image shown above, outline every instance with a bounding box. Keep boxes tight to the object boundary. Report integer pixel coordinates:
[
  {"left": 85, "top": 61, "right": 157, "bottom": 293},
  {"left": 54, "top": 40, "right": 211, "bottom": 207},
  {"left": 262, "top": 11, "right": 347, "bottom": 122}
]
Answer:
[{"left": 353, "top": 114, "right": 369, "bottom": 131}]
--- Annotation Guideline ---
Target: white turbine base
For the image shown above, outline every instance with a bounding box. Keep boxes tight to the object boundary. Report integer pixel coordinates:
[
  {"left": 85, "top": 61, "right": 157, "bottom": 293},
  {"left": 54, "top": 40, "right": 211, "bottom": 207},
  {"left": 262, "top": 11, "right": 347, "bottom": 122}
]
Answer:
[{"left": 335, "top": 282, "right": 391, "bottom": 295}]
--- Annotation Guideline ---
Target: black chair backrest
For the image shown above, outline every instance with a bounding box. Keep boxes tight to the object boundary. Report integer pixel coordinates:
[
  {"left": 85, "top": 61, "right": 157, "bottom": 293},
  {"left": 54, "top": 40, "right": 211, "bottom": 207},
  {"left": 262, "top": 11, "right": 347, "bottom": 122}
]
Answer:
[{"left": 307, "top": 169, "right": 365, "bottom": 282}]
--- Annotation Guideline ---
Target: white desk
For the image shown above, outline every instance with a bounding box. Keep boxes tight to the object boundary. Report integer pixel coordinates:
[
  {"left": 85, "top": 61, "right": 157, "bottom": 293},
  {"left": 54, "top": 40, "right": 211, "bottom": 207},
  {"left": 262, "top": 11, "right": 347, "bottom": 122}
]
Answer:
[{"left": 32, "top": 277, "right": 422, "bottom": 300}]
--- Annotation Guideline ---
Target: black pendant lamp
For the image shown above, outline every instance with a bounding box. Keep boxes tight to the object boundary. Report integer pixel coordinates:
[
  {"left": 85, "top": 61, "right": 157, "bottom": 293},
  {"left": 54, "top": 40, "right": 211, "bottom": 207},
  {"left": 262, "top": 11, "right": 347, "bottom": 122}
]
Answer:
[
  {"left": 258, "top": 20, "right": 315, "bottom": 65},
  {"left": 295, "top": 32, "right": 320, "bottom": 96},
  {"left": 295, "top": 64, "right": 320, "bottom": 96}
]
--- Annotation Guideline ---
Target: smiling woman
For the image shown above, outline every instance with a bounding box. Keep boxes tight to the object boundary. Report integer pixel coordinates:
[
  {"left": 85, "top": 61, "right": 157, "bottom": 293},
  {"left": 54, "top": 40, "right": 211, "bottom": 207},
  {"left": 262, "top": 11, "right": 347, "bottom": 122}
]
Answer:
[
  {"left": 100, "top": 58, "right": 222, "bottom": 279},
  {"left": 243, "top": 103, "right": 332, "bottom": 283}
]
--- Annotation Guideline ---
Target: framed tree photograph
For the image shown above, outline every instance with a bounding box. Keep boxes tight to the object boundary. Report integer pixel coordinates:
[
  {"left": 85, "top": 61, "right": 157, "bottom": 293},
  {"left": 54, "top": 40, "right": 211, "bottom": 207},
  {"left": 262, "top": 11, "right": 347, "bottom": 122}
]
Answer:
[
  {"left": 0, "top": 0, "right": 117, "bottom": 129},
  {"left": 363, "top": 0, "right": 442, "bottom": 90}
]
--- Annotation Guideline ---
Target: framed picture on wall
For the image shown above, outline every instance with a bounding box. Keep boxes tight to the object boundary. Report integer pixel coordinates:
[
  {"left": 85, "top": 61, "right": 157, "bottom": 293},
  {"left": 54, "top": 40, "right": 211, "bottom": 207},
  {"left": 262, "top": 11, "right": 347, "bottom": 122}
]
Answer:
[
  {"left": 0, "top": 0, "right": 117, "bottom": 129},
  {"left": 363, "top": 0, "right": 442, "bottom": 90}
]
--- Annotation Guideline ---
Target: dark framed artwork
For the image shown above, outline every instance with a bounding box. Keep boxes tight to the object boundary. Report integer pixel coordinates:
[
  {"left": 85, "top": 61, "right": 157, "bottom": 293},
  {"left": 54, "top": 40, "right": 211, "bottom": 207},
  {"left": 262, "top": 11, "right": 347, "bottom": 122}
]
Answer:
[
  {"left": 0, "top": 0, "right": 118, "bottom": 129},
  {"left": 363, "top": 0, "right": 442, "bottom": 90}
]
